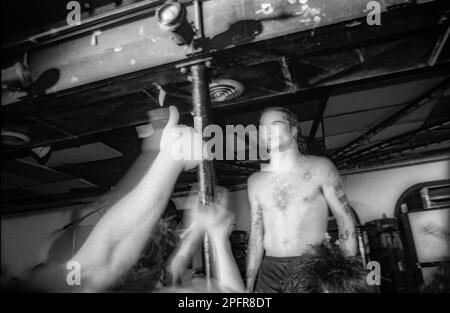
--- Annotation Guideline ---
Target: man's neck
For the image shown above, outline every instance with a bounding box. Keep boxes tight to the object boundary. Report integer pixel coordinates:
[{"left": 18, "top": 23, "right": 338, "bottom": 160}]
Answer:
[{"left": 269, "top": 144, "right": 306, "bottom": 171}]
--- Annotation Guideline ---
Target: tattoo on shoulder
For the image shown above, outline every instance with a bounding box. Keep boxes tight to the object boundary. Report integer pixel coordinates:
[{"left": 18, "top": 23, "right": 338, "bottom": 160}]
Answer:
[
  {"left": 327, "top": 169, "right": 342, "bottom": 189},
  {"left": 329, "top": 172, "right": 353, "bottom": 216}
]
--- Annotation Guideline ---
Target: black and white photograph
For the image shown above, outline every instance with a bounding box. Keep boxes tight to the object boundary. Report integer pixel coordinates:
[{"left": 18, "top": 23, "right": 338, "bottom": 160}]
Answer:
[{"left": 1, "top": 0, "right": 450, "bottom": 300}]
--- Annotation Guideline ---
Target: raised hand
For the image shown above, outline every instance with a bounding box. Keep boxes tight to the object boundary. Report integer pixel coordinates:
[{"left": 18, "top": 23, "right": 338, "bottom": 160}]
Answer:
[
  {"left": 185, "top": 185, "right": 234, "bottom": 236},
  {"left": 143, "top": 106, "right": 204, "bottom": 171}
]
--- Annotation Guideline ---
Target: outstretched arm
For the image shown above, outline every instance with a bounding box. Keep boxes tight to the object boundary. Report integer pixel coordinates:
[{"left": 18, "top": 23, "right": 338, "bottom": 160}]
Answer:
[
  {"left": 320, "top": 159, "right": 357, "bottom": 256},
  {"left": 188, "top": 186, "right": 245, "bottom": 292},
  {"left": 71, "top": 151, "right": 184, "bottom": 291},
  {"left": 245, "top": 175, "right": 264, "bottom": 292},
  {"left": 209, "top": 225, "right": 245, "bottom": 293},
  {"left": 167, "top": 224, "right": 203, "bottom": 285},
  {"left": 26, "top": 106, "right": 201, "bottom": 292}
]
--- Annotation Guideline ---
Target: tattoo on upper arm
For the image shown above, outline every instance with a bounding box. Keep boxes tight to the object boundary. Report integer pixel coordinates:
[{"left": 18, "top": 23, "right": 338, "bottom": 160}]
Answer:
[
  {"left": 333, "top": 181, "right": 344, "bottom": 194},
  {"left": 339, "top": 195, "right": 352, "bottom": 216},
  {"left": 327, "top": 169, "right": 352, "bottom": 216}
]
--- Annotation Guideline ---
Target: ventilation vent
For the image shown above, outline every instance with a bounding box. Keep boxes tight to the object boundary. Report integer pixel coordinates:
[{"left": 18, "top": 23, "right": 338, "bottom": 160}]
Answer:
[
  {"left": 209, "top": 79, "right": 244, "bottom": 102},
  {"left": 1, "top": 131, "right": 30, "bottom": 146}
]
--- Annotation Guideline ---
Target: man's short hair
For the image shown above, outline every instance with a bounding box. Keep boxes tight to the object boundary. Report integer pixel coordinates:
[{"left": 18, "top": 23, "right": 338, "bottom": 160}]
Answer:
[
  {"left": 282, "top": 244, "right": 375, "bottom": 293},
  {"left": 260, "top": 106, "right": 308, "bottom": 154}
]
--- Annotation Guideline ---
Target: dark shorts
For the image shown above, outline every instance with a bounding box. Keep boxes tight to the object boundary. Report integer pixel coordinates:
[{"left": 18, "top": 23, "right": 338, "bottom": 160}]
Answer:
[{"left": 254, "top": 255, "right": 301, "bottom": 293}]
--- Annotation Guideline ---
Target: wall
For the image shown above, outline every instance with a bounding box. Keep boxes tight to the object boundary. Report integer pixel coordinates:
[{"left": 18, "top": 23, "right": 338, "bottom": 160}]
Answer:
[
  {"left": 1, "top": 204, "right": 102, "bottom": 279},
  {"left": 2, "top": 158, "right": 449, "bottom": 278},
  {"left": 342, "top": 158, "right": 450, "bottom": 224}
]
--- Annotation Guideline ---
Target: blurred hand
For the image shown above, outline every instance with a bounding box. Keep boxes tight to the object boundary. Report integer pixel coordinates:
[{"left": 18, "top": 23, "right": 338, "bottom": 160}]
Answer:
[
  {"left": 185, "top": 185, "right": 234, "bottom": 236},
  {"left": 143, "top": 106, "right": 204, "bottom": 171}
]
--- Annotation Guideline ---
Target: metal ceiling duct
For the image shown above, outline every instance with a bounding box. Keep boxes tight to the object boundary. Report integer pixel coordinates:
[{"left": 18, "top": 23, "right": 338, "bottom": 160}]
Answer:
[
  {"left": 209, "top": 79, "right": 244, "bottom": 102},
  {"left": 1, "top": 130, "right": 30, "bottom": 146}
]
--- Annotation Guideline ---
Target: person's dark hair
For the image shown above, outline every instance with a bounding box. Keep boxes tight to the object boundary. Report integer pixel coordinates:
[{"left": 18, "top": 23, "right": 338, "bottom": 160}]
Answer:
[
  {"left": 260, "top": 106, "right": 308, "bottom": 154},
  {"left": 282, "top": 244, "right": 375, "bottom": 293}
]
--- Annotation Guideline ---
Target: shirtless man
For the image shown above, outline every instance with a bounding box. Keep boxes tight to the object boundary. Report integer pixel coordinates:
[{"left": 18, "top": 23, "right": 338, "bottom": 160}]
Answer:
[{"left": 246, "top": 106, "right": 357, "bottom": 293}]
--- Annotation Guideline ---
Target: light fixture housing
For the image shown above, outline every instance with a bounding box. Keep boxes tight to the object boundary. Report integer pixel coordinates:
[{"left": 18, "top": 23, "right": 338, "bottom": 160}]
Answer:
[
  {"left": 1, "top": 62, "right": 32, "bottom": 91},
  {"left": 1, "top": 130, "right": 30, "bottom": 146},
  {"left": 157, "top": 1, "right": 195, "bottom": 45},
  {"left": 209, "top": 79, "right": 245, "bottom": 102}
]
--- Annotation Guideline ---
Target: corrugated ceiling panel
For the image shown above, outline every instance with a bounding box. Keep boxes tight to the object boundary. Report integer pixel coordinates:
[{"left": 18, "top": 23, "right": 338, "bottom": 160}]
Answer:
[
  {"left": 396, "top": 98, "right": 439, "bottom": 125},
  {"left": 325, "top": 131, "right": 366, "bottom": 150},
  {"left": 370, "top": 122, "right": 424, "bottom": 143},
  {"left": 324, "top": 106, "right": 401, "bottom": 136},
  {"left": 324, "top": 76, "right": 446, "bottom": 117},
  {"left": 1, "top": 173, "right": 41, "bottom": 189},
  {"left": 2, "top": 160, "right": 74, "bottom": 183},
  {"left": 20, "top": 142, "right": 123, "bottom": 168},
  {"left": 23, "top": 179, "right": 97, "bottom": 195},
  {"left": 300, "top": 120, "right": 313, "bottom": 137}
]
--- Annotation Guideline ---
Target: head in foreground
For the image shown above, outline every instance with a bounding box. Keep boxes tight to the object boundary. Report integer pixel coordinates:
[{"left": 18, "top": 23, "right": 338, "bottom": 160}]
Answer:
[{"left": 282, "top": 244, "right": 376, "bottom": 293}]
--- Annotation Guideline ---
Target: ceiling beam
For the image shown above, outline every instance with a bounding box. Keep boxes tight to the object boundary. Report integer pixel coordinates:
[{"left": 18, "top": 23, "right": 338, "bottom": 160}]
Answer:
[
  {"left": 349, "top": 134, "right": 450, "bottom": 165},
  {"left": 339, "top": 148, "right": 450, "bottom": 172},
  {"left": 308, "top": 94, "right": 328, "bottom": 143},
  {"left": 337, "top": 119, "right": 450, "bottom": 165},
  {"left": 217, "top": 160, "right": 259, "bottom": 173},
  {"left": 343, "top": 146, "right": 450, "bottom": 171},
  {"left": 28, "top": 115, "right": 79, "bottom": 140},
  {"left": 428, "top": 25, "right": 450, "bottom": 66},
  {"left": 279, "top": 57, "right": 297, "bottom": 94},
  {"left": 332, "top": 77, "right": 450, "bottom": 161}
]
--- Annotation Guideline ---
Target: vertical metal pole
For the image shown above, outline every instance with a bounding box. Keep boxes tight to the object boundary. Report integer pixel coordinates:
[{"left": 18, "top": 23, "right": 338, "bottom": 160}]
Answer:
[
  {"left": 190, "top": 63, "right": 216, "bottom": 288},
  {"left": 193, "top": 0, "right": 205, "bottom": 39}
]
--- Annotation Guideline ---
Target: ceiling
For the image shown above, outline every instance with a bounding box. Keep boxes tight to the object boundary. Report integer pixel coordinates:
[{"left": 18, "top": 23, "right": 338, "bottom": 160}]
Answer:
[{"left": 1, "top": 0, "right": 450, "bottom": 215}]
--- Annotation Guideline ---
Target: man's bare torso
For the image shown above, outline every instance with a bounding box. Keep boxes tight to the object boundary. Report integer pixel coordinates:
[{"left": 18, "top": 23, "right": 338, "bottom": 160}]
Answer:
[{"left": 250, "top": 156, "right": 329, "bottom": 257}]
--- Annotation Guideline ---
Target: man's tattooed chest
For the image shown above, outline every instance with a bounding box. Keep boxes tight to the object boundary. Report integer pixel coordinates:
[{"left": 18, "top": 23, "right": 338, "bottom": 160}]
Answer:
[
  {"left": 263, "top": 169, "right": 317, "bottom": 212},
  {"left": 272, "top": 182, "right": 296, "bottom": 211}
]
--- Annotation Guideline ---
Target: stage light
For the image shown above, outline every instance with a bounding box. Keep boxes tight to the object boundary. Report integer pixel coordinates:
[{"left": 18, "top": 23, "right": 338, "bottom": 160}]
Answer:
[
  {"left": 1, "top": 62, "right": 32, "bottom": 91},
  {"left": 159, "top": 2, "right": 181, "bottom": 24},
  {"left": 157, "top": 1, "right": 195, "bottom": 45}
]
